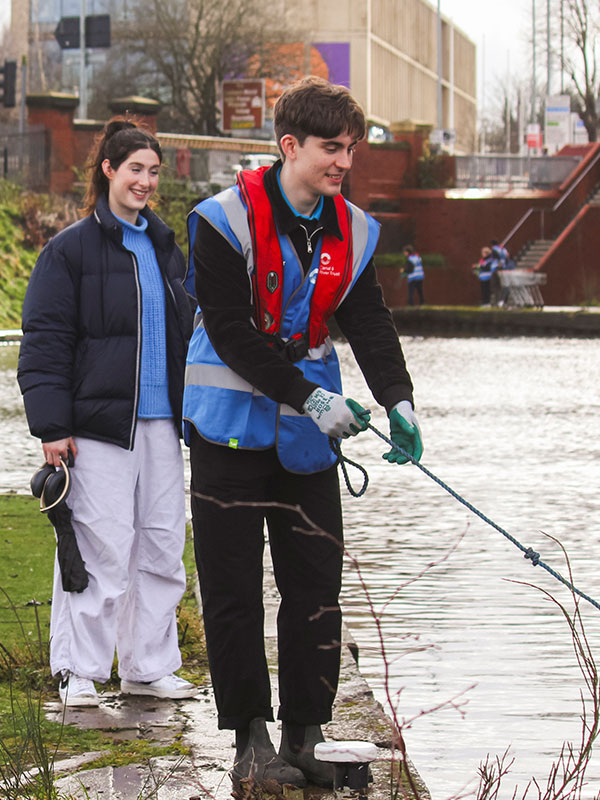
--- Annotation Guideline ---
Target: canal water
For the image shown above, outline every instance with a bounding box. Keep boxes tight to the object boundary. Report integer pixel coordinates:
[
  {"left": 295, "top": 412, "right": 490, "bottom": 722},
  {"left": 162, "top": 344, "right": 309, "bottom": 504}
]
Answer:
[{"left": 2, "top": 336, "right": 600, "bottom": 798}]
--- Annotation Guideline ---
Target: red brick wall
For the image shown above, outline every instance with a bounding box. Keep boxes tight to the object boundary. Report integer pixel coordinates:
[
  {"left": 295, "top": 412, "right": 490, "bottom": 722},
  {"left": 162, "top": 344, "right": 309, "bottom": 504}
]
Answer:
[
  {"left": 348, "top": 140, "right": 411, "bottom": 210},
  {"left": 27, "top": 102, "right": 77, "bottom": 194},
  {"left": 376, "top": 261, "right": 481, "bottom": 307},
  {"left": 373, "top": 192, "right": 557, "bottom": 306},
  {"left": 72, "top": 123, "right": 105, "bottom": 174},
  {"left": 27, "top": 96, "right": 161, "bottom": 194},
  {"left": 536, "top": 204, "right": 600, "bottom": 305}
]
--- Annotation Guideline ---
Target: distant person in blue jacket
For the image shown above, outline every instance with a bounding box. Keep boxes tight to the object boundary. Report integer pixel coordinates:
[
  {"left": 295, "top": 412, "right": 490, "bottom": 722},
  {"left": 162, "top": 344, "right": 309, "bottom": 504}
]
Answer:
[
  {"left": 402, "top": 245, "right": 425, "bottom": 305},
  {"left": 490, "top": 239, "right": 515, "bottom": 305},
  {"left": 18, "top": 118, "right": 196, "bottom": 708},
  {"left": 490, "top": 239, "right": 509, "bottom": 269}
]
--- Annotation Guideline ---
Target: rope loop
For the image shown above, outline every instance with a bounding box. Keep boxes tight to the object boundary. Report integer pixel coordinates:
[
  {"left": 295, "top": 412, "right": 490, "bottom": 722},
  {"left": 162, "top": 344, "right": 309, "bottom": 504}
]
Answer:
[{"left": 329, "top": 438, "right": 369, "bottom": 498}]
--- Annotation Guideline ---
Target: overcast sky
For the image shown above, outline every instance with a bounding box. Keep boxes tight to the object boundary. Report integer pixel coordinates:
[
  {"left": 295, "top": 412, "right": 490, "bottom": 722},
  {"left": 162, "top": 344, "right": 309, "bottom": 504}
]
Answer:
[
  {"left": 0, "top": 1, "right": 9, "bottom": 32},
  {"left": 441, "top": 0, "right": 533, "bottom": 106}
]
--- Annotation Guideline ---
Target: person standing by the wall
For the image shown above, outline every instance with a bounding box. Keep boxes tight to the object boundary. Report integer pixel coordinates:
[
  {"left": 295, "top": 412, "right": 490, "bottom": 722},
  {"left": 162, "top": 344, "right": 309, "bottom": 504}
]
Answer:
[
  {"left": 402, "top": 244, "right": 425, "bottom": 305},
  {"left": 472, "top": 245, "right": 496, "bottom": 306}
]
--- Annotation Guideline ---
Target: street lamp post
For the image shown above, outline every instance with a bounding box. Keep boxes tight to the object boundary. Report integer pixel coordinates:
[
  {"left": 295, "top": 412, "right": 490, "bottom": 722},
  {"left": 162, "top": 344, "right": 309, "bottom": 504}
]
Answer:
[
  {"left": 79, "top": 0, "right": 87, "bottom": 118},
  {"left": 437, "top": 0, "right": 443, "bottom": 129},
  {"left": 560, "top": 0, "right": 564, "bottom": 93},
  {"left": 547, "top": 0, "right": 551, "bottom": 94},
  {"left": 532, "top": 0, "right": 536, "bottom": 122}
]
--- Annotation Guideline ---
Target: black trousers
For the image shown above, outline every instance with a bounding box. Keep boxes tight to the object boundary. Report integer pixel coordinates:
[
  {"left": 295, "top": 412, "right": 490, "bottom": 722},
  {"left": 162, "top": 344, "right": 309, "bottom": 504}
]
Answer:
[
  {"left": 189, "top": 429, "right": 344, "bottom": 730},
  {"left": 479, "top": 279, "right": 491, "bottom": 305},
  {"left": 408, "top": 280, "right": 424, "bottom": 306}
]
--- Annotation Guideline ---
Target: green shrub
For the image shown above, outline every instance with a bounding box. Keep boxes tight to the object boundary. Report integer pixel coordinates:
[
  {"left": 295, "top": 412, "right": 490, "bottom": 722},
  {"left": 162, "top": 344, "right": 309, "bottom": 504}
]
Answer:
[
  {"left": 375, "top": 252, "right": 447, "bottom": 269},
  {"left": 155, "top": 175, "right": 200, "bottom": 252}
]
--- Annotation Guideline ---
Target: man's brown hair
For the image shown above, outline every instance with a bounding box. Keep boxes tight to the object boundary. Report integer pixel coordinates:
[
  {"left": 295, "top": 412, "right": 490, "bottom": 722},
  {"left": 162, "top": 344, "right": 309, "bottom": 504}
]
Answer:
[{"left": 273, "top": 76, "right": 366, "bottom": 150}]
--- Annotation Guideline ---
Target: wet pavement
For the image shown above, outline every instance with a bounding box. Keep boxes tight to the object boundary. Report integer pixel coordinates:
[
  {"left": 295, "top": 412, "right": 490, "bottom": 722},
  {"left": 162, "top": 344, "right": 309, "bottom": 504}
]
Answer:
[{"left": 48, "top": 573, "right": 431, "bottom": 800}]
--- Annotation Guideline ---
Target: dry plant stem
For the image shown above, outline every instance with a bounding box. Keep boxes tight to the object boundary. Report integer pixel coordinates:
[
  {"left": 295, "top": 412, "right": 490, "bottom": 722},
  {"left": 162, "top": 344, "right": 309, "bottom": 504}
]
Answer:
[{"left": 477, "top": 749, "right": 516, "bottom": 800}]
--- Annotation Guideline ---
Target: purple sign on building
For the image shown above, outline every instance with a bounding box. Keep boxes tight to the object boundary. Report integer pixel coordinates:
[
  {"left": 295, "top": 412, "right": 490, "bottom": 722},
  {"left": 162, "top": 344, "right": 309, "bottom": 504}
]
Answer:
[{"left": 312, "top": 42, "right": 350, "bottom": 87}]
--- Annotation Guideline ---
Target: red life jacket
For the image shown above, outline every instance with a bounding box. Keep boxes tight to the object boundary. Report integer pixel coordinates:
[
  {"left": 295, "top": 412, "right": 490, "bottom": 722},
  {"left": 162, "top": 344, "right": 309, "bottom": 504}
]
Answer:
[{"left": 236, "top": 167, "right": 354, "bottom": 349}]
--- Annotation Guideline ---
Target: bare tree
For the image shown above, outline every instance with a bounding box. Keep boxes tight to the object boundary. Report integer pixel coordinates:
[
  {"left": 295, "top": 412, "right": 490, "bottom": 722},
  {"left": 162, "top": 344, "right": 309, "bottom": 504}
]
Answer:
[
  {"left": 560, "top": 0, "right": 600, "bottom": 141},
  {"left": 113, "top": 0, "right": 301, "bottom": 135}
]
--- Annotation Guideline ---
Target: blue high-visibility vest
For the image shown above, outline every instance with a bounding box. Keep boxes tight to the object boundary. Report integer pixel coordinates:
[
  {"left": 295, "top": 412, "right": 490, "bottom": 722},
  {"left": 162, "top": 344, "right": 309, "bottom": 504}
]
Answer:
[
  {"left": 406, "top": 253, "right": 424, "bottom": 282},
  {"left": 183, "top": 176, "right": 380, "bottom": 473}
]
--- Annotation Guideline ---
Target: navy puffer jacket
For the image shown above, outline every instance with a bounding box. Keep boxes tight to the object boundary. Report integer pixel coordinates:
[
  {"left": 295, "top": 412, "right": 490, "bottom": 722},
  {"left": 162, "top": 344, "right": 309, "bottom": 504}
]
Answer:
[{"left": 18, "top": 194, "right": 193, "bottom": 449}]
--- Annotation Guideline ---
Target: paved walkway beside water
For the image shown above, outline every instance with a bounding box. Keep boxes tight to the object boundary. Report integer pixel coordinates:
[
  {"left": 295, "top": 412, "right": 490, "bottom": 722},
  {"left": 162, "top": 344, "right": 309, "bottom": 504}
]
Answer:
[
  {"left": 391, "top": 305, "right": 600, "bottom": 337},
  {"left": 6, "top": 305, "right": 600, "bottom": 346},
  {"left": 47, "top": 572, "right": 431, "bottom": 800}
]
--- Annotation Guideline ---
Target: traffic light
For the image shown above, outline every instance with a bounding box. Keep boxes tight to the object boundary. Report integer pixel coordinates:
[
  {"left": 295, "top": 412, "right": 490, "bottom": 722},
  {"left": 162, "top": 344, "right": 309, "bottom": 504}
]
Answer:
[
  {"left": 54, "top": 15, "right": 110, "bottom": 49},
  {"left": 0, "top": 60, "right": 17, "bottom": 108}
]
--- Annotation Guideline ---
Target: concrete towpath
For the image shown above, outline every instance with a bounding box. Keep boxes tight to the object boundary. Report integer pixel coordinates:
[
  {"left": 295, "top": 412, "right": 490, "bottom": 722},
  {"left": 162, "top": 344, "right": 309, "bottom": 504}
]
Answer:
[{"left": 48, "top": 570, "right": 431, "bottom": 800}]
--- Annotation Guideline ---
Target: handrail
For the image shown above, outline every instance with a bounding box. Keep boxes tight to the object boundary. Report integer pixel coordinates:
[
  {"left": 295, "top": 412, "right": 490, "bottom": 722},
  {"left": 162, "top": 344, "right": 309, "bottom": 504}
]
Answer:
[
  {"left": 502, "top": 145, "right": 600, "bottom": 252},
  {"left": 502, "top": 206, "right": 539, "bottom": 249},
  {"left": 552, "top": 144, "right": 600, "bottom": 211}
]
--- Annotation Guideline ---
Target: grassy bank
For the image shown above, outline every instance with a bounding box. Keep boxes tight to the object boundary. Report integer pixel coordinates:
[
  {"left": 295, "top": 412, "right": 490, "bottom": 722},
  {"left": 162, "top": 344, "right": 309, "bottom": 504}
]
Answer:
[
  {"left": 0, "top": 177, "right": 197, "bottom": 330},
  {"left": 0, "top": 493, "right": 208, "bottom": 786},
  {"left": 0, "top": 185, "right": 40, "bottom": 329}
]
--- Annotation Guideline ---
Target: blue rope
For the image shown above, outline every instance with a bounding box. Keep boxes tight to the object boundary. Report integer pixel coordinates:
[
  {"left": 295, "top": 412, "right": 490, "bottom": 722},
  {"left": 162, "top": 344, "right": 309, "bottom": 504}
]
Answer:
[
  {"left": 330, "top": 438, "right": 369, "bottom": 497},
  {"left": 351, "top": 421, "right": 600, "bottom": 613}
]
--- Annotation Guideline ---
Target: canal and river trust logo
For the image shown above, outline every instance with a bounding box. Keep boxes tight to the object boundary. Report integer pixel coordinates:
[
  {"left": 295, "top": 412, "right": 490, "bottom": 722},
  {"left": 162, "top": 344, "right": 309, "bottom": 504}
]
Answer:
[{"left": 319, "top": 251, "right": 341, "bottom": 276}]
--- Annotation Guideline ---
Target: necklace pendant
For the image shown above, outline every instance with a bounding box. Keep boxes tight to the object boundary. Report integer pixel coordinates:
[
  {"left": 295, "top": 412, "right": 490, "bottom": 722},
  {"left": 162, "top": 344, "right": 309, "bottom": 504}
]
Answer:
[{"left": 307, "top": 240, "right": 313, "bottom": 254}]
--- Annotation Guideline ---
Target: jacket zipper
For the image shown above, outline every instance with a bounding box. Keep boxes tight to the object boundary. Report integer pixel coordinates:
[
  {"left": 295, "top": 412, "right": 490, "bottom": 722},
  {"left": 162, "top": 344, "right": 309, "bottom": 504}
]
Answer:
[
  {"left": 129, "top": 252, "right": 142, "bottom": 450},
  {"left": 299, "top": 223, "right": 323, "bottom": 254}
]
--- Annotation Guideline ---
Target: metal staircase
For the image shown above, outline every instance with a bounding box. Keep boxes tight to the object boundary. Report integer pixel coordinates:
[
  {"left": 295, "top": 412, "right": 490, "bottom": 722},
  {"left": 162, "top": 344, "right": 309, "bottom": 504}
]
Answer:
[
  {"left": 514, "top": 239, "right": 555, "bottom": 269},
  {"left": 587, "top": 184, "right": 600, "bottom": 205},
  {"left": 503, "top": 146, "right": 600, "bottom": 281}
]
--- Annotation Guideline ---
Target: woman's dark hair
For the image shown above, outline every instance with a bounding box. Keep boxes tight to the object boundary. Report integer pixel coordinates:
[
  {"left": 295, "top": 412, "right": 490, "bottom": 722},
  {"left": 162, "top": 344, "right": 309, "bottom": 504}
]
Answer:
[{"left": 81, "top": 117, "right": 162, "bottom": 216}]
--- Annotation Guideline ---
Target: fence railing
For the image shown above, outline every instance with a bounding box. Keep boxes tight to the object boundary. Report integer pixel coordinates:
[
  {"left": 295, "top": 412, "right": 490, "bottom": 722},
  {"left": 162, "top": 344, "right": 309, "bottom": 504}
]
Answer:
[
  {"left": 157, "top": 132, "right": 278, "bottom": 194},
  {"left": 455, "top": 154, "right": 581, "bottom": 190},
  {"left": 0, "top": 126, "right": 50, "bottom": 190}
]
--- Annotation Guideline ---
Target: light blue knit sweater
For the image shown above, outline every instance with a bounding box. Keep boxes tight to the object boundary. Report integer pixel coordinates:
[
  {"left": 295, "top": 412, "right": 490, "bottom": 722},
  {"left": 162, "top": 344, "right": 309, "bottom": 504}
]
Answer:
[{"left": 119, "top": 214, "right": 172, "bottom": 419}]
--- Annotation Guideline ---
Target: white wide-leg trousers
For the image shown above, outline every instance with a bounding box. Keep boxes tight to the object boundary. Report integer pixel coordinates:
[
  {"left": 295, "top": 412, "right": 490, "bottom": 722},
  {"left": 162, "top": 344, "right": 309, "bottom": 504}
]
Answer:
[{"left": 49, "top": 419, "right": 187, "bottom": 683}]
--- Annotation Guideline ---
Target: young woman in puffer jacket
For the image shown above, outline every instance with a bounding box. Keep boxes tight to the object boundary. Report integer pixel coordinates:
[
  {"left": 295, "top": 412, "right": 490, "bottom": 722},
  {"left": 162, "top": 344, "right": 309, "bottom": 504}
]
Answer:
[{"left": 18, "top": 118, "right": 196, "bottom": 707}]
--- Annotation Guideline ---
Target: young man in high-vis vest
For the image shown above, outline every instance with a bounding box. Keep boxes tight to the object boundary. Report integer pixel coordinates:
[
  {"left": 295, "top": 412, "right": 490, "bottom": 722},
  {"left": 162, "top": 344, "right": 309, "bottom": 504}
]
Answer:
[{"left": 183, "top": 76, "right": 424, "bottom": 791}]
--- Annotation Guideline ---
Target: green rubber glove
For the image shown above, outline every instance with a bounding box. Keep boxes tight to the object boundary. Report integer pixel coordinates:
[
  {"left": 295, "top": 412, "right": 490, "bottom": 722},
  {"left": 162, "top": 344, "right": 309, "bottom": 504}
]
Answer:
[
  {"left": 345, "top": 398, "right": 371, "bottom": 436},
  {"left": 383, "top": 400, "right": 423, "bottom": 464}
]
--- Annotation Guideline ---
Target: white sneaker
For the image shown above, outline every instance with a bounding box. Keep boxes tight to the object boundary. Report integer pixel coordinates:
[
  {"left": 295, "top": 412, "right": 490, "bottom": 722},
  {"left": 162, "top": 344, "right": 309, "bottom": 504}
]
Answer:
[
  {"left": 59, "top": 672, "right": 99, "bottom": 707},
  {"left": 120, "top": 673, "right": 199, "bottom": 699}
]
